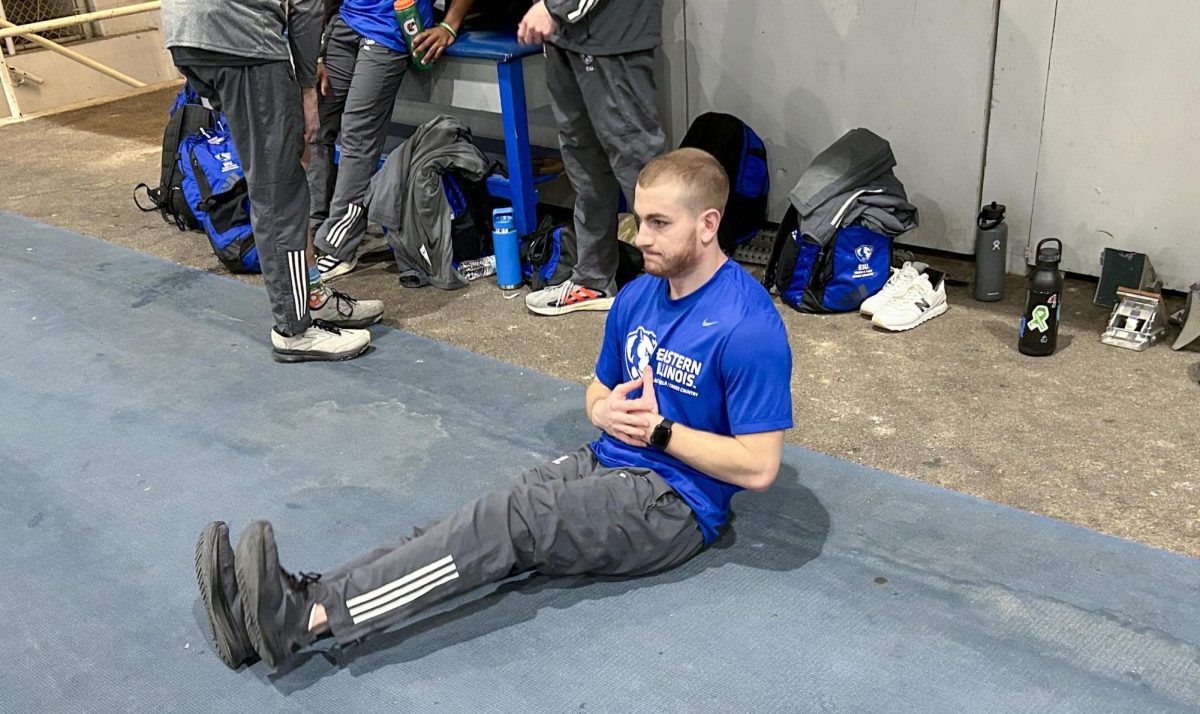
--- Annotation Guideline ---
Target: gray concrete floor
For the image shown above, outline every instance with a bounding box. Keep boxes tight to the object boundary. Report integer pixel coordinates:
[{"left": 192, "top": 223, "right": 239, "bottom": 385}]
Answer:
[{"left": 2, "top": 87, "right": 1197, "bottom": 557}]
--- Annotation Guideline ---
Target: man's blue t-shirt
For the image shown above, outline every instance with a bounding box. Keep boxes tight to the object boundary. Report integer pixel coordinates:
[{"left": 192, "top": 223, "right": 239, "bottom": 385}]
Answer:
[
  {"left": 340, "top": 0, "right": 434, "bottom": 54},
  {"left": 591, "top": 260, "right": 794, "bottom": 544}
]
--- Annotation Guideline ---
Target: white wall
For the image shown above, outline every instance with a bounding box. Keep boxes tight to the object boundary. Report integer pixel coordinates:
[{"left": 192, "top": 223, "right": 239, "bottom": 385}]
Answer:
[
  {"left": 90, "top": 0, "right": 160, "bottom": 37},
  {"left": 1023, "top": 0, "right": 1199, "bottom": 291},
  {"left": 980, "top": 0, "right": 1057, "bottom": 274},
  {"left": 683, "top": 0, "right": 999, "bottom": 254},
  {"left": 4, "top": 31, "right": 175, "bottom": 115}
]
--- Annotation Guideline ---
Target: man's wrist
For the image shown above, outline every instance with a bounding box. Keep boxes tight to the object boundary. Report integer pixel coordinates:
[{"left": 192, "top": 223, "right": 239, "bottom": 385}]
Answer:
[{"left": 649, "top": 416, "right": 674, "bottom": 450}]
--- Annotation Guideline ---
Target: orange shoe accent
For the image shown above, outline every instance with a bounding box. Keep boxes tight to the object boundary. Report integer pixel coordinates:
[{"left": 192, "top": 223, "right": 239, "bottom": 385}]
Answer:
[{"left": 563, "top": 287, "right": 599, "bottom": 305}]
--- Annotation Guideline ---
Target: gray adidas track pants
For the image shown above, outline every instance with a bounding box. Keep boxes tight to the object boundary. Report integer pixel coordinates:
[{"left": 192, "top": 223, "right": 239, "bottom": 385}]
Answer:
[
  {"left": 545, "top": 45, "right": 667, "bottom": 295},
  {"left": 316, "top": 445, "right": 705, "bottom": 644},
  {"left": 310, "top": 15, "right": 409, "bottom": 262},
  {"left": 177, "top": 62, "right": 313, "bottom": 337}
]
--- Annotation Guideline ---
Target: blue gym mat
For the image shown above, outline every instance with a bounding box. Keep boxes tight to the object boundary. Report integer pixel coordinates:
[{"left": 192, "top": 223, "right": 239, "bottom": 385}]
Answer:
[{"left": 1, "top": 211, "right": 1198, "bottom": 713}]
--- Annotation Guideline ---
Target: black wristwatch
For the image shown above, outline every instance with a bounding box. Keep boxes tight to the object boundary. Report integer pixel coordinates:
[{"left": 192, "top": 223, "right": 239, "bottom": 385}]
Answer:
[{"left": 649, "top": 418, "right": 674, "bottom": 450}]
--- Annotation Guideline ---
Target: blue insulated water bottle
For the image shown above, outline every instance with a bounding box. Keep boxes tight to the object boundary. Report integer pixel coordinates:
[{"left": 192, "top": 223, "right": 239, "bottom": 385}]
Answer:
[{"left": 492, "top": 207, "right": 522, "bottom": 290}]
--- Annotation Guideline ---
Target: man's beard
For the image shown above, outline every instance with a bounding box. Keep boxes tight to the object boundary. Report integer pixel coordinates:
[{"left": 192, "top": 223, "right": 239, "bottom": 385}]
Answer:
[{"left": 644, "top": 234, "right": 700, "bottom": 278}]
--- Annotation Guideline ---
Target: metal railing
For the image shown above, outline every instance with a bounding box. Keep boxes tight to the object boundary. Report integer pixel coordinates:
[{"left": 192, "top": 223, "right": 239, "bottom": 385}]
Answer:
[
  {"left": 0, "top": 0, "right": 91, "bottom": 52},
  {"left": 0, "top": 0, "right": 160, "bottom": 119}
]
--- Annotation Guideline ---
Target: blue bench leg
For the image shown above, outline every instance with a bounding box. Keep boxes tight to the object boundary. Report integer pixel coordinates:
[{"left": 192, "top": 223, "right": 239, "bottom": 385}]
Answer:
[{"left": 497, "top": 59, "right": 538, "bottom": 236}]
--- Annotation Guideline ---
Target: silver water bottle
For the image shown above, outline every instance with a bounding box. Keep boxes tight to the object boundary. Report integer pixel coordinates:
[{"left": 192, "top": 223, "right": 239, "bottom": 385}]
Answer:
[{"left": 974, "top": 202, "right": 1007, "bottom": 302}]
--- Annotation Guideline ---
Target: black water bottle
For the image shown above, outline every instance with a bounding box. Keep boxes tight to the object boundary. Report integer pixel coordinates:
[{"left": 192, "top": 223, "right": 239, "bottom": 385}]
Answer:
[
  {"left": 1019, "top": 238, "right": 1063, "bottom": 356},
  {"left": 974, "top": 202, "right": 1007, "bottom": 301}
]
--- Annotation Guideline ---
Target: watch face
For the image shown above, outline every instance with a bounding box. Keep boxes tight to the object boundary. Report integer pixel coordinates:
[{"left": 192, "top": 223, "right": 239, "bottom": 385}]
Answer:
[{"left": 652, "top": 419, "right": 671, "bottom": 448}]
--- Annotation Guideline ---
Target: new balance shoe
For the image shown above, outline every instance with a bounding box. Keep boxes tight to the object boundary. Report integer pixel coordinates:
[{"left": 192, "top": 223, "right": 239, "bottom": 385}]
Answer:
[
  {"left": 871, "top": 268, "right": 949, "bottom": 331},
  {"left": 316, "top": 253, "right": 358, "bottom": 281},
  {"left": 234, "top": 520, "right": 322, "bottom": 669},
  {"left": 309, "top": 282, "right": 384, "bottom": 328},
  {"left": 195, "top": 521, "right": 259, "bottom": 669},
  {"left": 271, "top": 321, "right": 370, "bottom": 363},
  {"left": 860, "top": 261, "right": 928, "bottom": 317},
  {"left": 525, "top": 279, "right": 615, "bottom": 316}
]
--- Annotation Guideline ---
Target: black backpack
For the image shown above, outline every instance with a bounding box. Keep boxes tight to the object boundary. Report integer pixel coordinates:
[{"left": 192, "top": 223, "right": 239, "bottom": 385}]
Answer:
[
  {"left": 679, "top": 112, "right": 770, "bottom": 254},
  {"left": 134, "top": 85, "right": 216, "bottom": 231}
]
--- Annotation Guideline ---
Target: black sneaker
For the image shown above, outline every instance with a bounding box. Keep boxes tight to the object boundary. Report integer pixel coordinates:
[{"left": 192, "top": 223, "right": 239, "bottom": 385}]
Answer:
[
  {"left": 234, "top": 520, "right": 321, "bottom": 669},
  {"left": 194, "top": 522, "right": 259, "bottom": 669}
]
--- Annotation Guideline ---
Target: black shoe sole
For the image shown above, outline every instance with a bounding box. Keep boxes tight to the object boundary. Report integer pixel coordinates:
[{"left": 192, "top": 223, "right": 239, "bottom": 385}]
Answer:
[
  {"left": 271, "top": 343, "right": 369, "bottom": 364},
  {"left": 235, "top": 521, "right": 286, "bottom": 669},
  {"left": 194, "top": 522, "right": 255, "bottom": 669}
]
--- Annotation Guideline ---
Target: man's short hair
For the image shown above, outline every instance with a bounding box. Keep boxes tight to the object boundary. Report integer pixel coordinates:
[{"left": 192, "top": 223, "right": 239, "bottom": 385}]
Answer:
[{"left": 637, "top": 148, "right": 730, "bottom": 216}]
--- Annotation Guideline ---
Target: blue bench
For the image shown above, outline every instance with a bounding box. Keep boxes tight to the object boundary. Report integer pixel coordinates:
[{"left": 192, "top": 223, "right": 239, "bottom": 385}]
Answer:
[{"left": 442, "top": 30, "right": 555, "bottom": 236}]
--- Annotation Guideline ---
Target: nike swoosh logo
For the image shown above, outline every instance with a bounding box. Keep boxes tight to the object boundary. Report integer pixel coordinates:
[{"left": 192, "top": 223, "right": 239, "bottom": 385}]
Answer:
[{"left": 702, "top": 320, "right": 719, "bottom": 327}]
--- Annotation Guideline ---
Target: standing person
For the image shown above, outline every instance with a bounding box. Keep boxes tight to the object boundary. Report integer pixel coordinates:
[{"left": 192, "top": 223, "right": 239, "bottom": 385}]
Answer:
[
  {"left": 161, "top": 0, "right": 385, "bottom": 363},
  {"left": 192, "top": 150, "right": 794, "bottom": 670},
  {"left": 309, "top": 0, "right": 476, "bottom": 280},
  {"left": 518, "top": 0, "right": 667, "bottom": 316}
]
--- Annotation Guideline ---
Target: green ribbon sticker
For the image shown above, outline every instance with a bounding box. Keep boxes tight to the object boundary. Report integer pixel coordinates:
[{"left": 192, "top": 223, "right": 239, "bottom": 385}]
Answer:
[{"left": 1028, "top": 305, "right": 1050, "bottom": 332}]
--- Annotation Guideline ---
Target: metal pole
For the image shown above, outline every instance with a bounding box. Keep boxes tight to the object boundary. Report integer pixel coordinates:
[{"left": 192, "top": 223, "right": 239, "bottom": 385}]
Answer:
[
  {"left": 0, "top": 19, "right": 145, "bottom": 87},
  {"left": 0, "top": 47, "right": 20, "bottom": 118},
  {"left": 0, "top": 0, "right": 16, "bottom": 57},
  {"left": 0, "top": 2, "right": 160, "bottom": 40}
]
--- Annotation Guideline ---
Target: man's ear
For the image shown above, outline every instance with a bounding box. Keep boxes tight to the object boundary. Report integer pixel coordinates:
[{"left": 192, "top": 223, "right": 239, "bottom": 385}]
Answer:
[{"left": 698, "top": 207, "right": 722, "bottom": 246}]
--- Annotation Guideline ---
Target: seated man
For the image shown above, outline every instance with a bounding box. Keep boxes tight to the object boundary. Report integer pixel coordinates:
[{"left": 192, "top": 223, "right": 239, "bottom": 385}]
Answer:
[
  {"left": 309, "top": 0, "right": 475, "bottom": 280},
  {"left": 194, "top": 149, "right": 794, "bottom": 669}
]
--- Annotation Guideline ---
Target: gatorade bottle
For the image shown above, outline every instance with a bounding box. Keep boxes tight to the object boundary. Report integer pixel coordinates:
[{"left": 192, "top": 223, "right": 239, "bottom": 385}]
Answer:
[
  {"left": 394, "top": 0, "right": 432, "bottom": 72},
  {"left": 1018, "top": 238, "right": 1063, "bottom": 356},
  {"left": 492, "top": 207, "right": 522, "bottom": 290}
]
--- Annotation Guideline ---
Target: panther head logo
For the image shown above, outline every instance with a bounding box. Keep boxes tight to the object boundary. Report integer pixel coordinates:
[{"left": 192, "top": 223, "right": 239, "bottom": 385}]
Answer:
[
  {"left": 855, "top": 245, "right": 874, "bottom": 263},
  {"left": 624, "top": 327, "right": 658, "bottom": 380}
]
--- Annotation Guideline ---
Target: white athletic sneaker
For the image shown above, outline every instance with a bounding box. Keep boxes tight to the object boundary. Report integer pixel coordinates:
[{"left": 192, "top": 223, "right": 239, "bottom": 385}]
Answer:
[
  {"left": 271, "top": 321, "right": 371, "bottom": 363},
  {"left": 525, "top": 279, "right": 615, "bottom": 316},
  {"left": 309, "top": 283, "right": 384, "bottom": 328},
  {"left": 860, "top": 261, "right": 928, "bottom": 317},
  {"left": 316, "top": 253, "right": 359, "bottom": 281},
  {"left": 871, "top": 268, "right": 949, "bottom": 331}
]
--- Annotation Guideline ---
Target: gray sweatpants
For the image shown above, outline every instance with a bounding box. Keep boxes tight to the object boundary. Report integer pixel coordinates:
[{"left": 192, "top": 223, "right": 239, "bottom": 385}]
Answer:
[
  {"left": 310, "top": 15, "right": 409, "bottom": 262},
  {"left": 545, "top": 45, "right": 666, "bottom": 294},
  {"left": 178, "top": 62, "right": 313, "bottom": 336},
  {"left": 316, "top": 445, "right": 705, "bottom": 644}
]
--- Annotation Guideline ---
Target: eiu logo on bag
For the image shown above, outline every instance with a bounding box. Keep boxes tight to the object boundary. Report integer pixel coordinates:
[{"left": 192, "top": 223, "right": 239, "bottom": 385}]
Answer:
[{"left": 765, "top": 206, "right": 893, "bottom": 313}]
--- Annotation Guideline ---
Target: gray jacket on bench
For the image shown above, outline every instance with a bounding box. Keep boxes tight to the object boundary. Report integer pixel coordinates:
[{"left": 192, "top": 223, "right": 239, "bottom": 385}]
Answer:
[{"left": 365, "top": 115, "right": 491, "bottom": 291}]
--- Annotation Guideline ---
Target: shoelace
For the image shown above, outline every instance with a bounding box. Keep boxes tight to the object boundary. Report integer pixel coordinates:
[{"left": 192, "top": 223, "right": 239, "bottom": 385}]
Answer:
[
  {"left": 324, "top": 288, "right": 359, "bottom": 318},
  {"left": 883, "top": 267, "right": 918, "bottom": 296},
  {"left": 551, "top": 279, "right": 577, "bottom": 305},
  {"left": 311, "top": 319, "right": 344, "bottom": 334},
  {"left": 887, "top": 276, "right": 930, "bottom": 306},
  {"left": 283, "top": 569, "right": 322, "bottom": 593}
]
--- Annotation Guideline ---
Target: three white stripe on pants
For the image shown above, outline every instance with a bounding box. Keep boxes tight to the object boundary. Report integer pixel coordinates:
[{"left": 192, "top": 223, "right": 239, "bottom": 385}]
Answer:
[
  {"left": 326, "top": 203, "right": 363, "bottom": 249},
  {"left": 286, "top": 250, "right": 307, "bottom": 323},
  {"left": 347, "top": 554, "right": 460, "bottom": 626}
]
